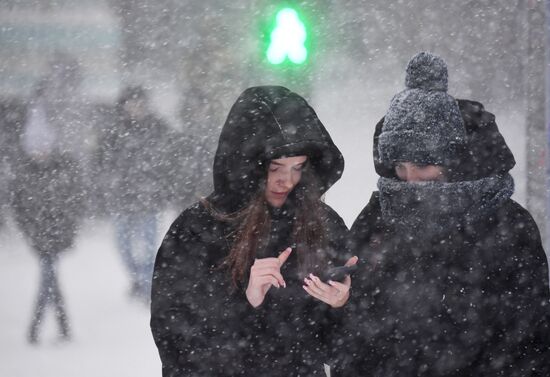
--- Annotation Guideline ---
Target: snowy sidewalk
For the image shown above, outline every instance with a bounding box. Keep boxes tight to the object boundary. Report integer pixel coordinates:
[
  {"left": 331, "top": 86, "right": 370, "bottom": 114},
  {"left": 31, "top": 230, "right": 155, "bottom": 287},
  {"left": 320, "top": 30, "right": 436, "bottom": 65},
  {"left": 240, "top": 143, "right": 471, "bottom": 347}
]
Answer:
[{"left": 0, "top": 217, "right": 162, "bottom": 377}]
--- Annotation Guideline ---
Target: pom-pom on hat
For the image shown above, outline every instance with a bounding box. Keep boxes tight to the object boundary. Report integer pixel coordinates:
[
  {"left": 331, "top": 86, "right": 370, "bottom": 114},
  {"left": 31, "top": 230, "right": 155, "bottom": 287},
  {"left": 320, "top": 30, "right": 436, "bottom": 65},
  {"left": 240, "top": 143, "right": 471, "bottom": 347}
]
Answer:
[{"left": 377, "top": 52, "right": 466, "bottom": 168}]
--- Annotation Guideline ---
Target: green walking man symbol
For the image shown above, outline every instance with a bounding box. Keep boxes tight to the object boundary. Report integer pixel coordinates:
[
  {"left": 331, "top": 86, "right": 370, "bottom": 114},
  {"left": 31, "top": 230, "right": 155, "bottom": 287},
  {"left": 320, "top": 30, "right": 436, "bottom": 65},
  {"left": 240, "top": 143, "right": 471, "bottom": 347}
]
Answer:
[{"left": 266, "top": 8, "right": 308, "bottom": 65}]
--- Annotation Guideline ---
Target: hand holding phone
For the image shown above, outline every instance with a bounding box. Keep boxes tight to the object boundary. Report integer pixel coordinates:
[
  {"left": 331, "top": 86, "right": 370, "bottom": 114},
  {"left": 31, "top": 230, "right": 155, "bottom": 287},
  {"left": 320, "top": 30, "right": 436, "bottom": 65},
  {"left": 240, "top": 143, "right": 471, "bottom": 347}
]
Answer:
[
  {"left": 303, "top": 256, "right": 358, "bottom": 308},
  {"left": 322, "top": 264, "right": 358, "bottom": 282}
]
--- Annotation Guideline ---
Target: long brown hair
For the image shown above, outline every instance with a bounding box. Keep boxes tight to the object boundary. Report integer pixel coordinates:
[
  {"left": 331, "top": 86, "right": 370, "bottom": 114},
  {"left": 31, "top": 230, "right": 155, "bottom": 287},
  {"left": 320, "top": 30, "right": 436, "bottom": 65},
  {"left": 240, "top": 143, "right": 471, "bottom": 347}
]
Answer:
[{"left": 204, "top": 166, "right": 330, "bottom": 288}]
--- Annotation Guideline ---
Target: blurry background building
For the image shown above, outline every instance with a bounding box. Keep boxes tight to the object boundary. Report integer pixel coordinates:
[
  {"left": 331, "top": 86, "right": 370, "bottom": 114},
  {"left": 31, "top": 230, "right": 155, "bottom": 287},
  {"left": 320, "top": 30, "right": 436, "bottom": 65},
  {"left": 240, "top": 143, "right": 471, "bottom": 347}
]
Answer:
[{"left": 0, "top": 0, "right": 119, "bottom": 98}]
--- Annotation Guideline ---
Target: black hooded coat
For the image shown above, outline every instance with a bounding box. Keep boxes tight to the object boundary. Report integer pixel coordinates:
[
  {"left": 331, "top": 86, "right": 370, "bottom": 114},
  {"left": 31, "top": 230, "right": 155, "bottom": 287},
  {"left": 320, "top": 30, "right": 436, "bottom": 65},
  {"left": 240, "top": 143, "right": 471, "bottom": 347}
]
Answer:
[
  {"left": 150, "top": 86, "right": 350, "bottom": 376},
  {"left": 343, "top": 100, "right": 550, "bottom": 376}
]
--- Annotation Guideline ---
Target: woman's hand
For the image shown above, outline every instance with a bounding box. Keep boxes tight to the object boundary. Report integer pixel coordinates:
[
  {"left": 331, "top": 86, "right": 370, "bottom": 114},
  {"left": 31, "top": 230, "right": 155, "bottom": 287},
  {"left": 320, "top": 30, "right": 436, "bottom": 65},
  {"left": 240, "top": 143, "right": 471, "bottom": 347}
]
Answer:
[
  {"left": 245, "top": 247, "right": 292, "bottom": 308},
  {"left": 303, "top": 256, "right": 358, "bottom": 308}
]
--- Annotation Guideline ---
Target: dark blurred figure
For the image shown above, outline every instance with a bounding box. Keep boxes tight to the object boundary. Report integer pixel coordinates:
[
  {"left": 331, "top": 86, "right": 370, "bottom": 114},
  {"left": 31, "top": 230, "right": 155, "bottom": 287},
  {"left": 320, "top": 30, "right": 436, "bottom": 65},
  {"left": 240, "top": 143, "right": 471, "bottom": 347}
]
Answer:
[
  {"left": 11, "top": 80, "right": 85, "bottom": 344},
  {"left": 95, "top": 86, "right": 174, "bottom": 301}
]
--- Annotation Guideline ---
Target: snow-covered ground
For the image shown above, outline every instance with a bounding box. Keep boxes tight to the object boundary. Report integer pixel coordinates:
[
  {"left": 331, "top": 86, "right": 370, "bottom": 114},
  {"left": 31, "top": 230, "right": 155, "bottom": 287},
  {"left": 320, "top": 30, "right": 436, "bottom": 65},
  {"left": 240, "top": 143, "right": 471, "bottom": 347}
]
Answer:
[{"left": 0, "top": 215, "right": 166, "bottom": 377}]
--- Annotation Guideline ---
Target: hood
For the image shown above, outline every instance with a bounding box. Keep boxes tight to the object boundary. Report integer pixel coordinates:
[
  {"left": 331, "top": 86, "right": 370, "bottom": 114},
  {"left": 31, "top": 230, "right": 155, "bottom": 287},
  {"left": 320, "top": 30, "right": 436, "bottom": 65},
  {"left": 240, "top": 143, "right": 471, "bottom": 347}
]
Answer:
[
  {"left": 453, "top": 99, "right": 515, "bottom": 180},
  {"left": 373, "top": 99, "right": 515, "bottom": 181},
  {"left": 210, "top": 86, "right": 344, "bottom": 212}
]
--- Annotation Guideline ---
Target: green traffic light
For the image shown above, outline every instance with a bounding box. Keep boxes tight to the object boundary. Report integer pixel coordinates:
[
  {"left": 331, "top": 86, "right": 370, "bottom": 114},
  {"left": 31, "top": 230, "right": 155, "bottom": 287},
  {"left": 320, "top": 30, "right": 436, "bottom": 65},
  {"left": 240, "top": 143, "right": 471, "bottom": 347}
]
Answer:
[{"left": 266, "top": 8, "right": 307, "bottom": 65}]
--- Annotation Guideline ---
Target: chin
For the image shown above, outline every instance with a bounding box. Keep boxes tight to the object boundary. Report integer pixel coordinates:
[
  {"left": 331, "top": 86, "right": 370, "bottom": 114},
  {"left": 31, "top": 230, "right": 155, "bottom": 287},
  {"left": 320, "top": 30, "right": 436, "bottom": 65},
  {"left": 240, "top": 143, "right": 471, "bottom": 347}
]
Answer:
[{"left": 267, "top": 198, "right": 286, "bottom": 208}]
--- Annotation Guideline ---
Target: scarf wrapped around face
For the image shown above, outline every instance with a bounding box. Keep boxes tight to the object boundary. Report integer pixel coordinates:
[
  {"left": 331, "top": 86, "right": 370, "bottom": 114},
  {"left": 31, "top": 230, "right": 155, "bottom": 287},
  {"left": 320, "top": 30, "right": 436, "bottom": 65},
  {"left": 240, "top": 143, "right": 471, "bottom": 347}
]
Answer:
[{"left": 377, "top": 173, "right": 514, "bottom": 238}]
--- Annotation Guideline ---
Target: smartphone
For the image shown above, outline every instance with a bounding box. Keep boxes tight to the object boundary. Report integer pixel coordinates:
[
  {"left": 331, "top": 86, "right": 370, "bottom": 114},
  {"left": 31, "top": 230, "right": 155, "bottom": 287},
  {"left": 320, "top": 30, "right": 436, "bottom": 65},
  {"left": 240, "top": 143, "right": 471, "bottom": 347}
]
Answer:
[{"left": 322, "top": 264, "right": 358, "bottom": 282}]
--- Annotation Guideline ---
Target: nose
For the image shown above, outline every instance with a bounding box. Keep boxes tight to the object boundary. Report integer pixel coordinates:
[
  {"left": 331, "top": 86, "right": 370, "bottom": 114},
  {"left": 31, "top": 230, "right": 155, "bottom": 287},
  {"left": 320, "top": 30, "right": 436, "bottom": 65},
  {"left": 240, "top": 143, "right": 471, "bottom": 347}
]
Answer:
[
  {"left": 277, "top": 171, "right": 293, "bottom": 189},
  {"left": 405, "top": 166, "right": 418, "bottom": 181},
  {"left": 400, "top": 165, "right": 419, "bottom": 182}
]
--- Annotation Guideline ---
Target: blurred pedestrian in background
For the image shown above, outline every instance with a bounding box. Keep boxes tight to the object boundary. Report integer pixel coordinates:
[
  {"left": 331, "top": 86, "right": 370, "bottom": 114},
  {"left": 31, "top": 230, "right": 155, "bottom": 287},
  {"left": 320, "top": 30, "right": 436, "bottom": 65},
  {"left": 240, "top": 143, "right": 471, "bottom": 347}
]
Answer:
[
  {"left": 11, "top": 76, "right": 85, "bottom": 344},
  {"left": 96, "top": 85, "right": 174, "bottom": 301}
]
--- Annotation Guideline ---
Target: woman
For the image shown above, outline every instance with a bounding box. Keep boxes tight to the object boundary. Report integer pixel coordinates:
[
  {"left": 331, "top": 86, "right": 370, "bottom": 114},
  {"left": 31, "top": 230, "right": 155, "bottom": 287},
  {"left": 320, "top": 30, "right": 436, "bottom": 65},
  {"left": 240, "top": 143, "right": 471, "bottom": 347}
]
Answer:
[
  {"left": 151, "top": 86, "right": 356, "bottom": 376},
  {"left": 344, "top": 52, "right": 550, "bottom": 375}
]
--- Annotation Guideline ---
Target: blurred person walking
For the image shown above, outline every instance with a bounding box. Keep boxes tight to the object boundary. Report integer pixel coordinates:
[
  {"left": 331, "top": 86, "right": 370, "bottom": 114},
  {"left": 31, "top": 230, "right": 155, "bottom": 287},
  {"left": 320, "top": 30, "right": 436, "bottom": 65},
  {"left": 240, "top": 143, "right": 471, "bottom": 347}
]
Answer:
[
  {"left": 11, "top": 80, "right": 84, "bottom": 344},
  {"left": 96, "top": 86, "right": 173, "bottom": 301}
]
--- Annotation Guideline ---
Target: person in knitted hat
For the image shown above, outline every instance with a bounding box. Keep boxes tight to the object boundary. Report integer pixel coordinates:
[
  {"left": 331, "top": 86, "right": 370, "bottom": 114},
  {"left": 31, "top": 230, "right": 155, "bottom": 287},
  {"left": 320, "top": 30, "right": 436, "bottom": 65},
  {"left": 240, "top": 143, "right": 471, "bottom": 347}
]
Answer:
[{"left": 337, "top": 52, "right": 550, "bottom": 376}]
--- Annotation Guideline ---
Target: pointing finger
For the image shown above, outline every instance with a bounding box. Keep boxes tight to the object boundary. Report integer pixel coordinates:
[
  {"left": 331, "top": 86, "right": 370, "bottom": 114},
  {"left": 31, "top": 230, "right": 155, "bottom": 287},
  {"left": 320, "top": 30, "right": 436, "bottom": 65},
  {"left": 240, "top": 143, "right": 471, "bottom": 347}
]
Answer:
[{"left": 277, "top": 247, "right": 292, "bottom": 266}]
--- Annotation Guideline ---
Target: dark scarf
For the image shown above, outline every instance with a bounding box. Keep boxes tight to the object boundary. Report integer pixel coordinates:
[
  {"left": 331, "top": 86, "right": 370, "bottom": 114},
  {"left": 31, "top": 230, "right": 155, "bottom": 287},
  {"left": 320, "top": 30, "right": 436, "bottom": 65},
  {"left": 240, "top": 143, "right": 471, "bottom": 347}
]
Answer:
[{"left": 377, "top": 173, "right": 514, "bottom": 238}]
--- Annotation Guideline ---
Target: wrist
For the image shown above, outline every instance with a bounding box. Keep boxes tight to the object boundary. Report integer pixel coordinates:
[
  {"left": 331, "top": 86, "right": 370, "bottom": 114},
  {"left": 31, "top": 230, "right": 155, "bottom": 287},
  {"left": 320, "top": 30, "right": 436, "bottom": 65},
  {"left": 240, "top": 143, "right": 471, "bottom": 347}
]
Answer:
[
  {"left": 245, "top": 288, "right": 263, "bottom": 308},
  {"left": 330, "top": 292, "right": 350, "bottom": 308}
]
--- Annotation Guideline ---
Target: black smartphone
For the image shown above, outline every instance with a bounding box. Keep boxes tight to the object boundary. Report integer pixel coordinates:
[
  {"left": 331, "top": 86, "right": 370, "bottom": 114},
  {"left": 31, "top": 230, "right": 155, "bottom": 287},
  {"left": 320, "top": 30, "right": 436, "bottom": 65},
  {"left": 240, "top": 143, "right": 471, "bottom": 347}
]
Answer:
[{"left": 322, "top": 264, "right": 358, "bottom": 282}]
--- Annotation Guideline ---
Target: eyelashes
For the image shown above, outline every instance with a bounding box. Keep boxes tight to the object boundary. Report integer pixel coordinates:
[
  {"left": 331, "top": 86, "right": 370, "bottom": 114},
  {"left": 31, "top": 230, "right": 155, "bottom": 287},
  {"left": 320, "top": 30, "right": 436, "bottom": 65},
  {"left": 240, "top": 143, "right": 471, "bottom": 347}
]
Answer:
[{"left": 268, "top": 165, "right": 304, "bottom": 173}]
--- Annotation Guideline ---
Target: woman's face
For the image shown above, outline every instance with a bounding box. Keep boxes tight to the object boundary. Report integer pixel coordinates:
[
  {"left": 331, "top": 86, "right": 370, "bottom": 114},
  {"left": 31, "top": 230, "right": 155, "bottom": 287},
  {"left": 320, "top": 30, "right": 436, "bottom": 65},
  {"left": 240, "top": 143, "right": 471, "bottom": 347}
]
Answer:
[
  {"left": 395, "top": 161, "right": 446, "bottom": 182},
  {"left": 265, "top": 155, "right": 308, "bottom": 207}
]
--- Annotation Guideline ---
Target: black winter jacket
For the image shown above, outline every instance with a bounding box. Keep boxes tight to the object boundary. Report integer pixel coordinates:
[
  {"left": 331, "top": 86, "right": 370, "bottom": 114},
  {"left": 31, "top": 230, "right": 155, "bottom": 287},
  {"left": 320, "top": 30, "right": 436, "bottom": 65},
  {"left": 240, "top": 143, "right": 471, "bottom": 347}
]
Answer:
[
  {"left": 151, "top": 86, "right": 350, "bottom": 376},
  {"left": 343, "top": 100, "right": 550, "bottom": 376}
]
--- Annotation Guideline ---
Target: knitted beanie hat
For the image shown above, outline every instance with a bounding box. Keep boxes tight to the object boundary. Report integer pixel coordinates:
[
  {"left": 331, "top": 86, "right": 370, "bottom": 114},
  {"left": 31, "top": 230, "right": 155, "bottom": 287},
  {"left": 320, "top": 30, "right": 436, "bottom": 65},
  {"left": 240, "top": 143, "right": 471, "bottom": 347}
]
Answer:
[{"left": 377, "top": 52, "right": 466, "bottom": 167}]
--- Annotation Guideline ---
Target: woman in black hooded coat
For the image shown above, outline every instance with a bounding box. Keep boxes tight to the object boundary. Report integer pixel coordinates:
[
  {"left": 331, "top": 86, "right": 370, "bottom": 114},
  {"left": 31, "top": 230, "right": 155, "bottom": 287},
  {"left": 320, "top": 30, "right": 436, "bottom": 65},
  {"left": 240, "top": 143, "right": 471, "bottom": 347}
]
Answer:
[
  {"left": 343, "top": 52, "right": 550, "bottom": 376},
  {"left": 150, "top": 86, "right": 355, "bottom": 376}
]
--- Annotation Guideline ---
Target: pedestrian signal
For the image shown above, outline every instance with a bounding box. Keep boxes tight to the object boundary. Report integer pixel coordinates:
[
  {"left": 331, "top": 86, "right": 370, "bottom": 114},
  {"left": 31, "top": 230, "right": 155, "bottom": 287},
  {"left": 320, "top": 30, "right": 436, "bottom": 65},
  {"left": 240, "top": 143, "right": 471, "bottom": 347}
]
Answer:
[{"left": 266, "top": 7, "right": 308, "bottom": 65}]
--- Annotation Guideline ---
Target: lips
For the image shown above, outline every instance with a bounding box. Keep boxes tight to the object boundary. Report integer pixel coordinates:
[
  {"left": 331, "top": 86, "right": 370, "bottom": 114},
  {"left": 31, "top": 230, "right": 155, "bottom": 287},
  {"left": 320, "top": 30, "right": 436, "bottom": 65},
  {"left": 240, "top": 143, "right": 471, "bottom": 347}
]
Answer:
[{"left": 271, "top": 191, "right": 289, "bottom": 197}]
